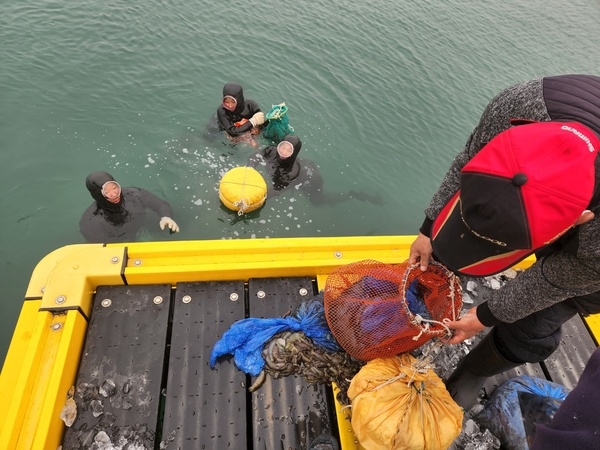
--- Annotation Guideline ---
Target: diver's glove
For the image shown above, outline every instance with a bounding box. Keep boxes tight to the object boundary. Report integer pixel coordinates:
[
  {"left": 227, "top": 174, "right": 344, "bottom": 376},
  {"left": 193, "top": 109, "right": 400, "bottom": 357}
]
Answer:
[
  {"left": 159, "top": 217, "right": 180, "bottom": 233},
  {"left": 249, "top": 112, "right": 265, "bottom": 127}
]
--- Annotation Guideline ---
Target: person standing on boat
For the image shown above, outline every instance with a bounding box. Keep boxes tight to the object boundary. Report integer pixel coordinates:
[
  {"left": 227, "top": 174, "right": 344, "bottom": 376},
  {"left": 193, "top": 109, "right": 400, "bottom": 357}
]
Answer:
[
  {"left": 217, "top": 82, "right": 265, "bottom": 147},
  {"left": 79, "top": 171, "right": 179, "bottom": 243},
  {"left": 408, "top": 74, "right": 600, "bottom": 411}
]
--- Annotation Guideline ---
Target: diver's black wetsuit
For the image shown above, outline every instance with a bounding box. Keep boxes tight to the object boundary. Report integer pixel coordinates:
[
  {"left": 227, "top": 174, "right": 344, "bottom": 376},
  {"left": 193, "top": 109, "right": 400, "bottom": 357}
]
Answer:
[
  {"left": 217, "top": 83, "right": 262, "bottom": 138},
  {"left": 79, "top": 171, "right": 173, "bottom": 243},
  {"left": 248, "top": 135, "right": 361, "bottom": 207}
]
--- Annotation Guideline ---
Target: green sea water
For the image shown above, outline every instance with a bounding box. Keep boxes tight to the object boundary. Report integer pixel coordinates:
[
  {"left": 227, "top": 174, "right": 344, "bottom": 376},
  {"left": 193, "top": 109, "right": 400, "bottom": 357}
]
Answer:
[{"left": 1, "top": 0, "right": 600, "bottom": 365}]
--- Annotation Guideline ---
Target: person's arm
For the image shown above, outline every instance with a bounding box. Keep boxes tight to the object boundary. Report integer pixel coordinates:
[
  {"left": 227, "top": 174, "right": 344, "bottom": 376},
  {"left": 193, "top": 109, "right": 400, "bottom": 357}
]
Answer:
[
  {"left": 409, "top": 132, "right": 479, "bottom": 270},
  {"left": 244, "top": 100, "right": 265, "bottom": 131},
  {"left": 79, "top": 205, "right": 126, "bottom": 243},
  {"left": 217, "top": 107, "right": 254, "bottom": 137},
  {"left": 135, "top": 188, "right": 180, "bottom": 233},
  {"left": 485, "top": 251, "right": 600, "bottom": 324},
  {"left": 446, "top": 220, "right": 600, "bottom": 343},
  {"left": 79, "top": 206, "right": 106, "bottom": 243},
  {"left": 246, "top": 100, "right": 262, "bottom": 115},
  {"left": 414, "top": 78, "right": 551, "bottom": 271}
]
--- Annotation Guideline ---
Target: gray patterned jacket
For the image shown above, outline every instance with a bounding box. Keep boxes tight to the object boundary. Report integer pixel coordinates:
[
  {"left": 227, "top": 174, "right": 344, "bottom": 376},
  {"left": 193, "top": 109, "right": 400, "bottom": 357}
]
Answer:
[{"left": 420, "top": 75, "right": 600, "bottom": 325}]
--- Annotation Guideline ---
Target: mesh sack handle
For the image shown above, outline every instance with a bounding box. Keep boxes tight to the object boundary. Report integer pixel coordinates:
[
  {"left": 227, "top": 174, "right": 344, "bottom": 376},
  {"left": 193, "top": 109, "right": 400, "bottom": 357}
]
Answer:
[{"left": 324, "top": 259, "right": 462, "bottom": 361}]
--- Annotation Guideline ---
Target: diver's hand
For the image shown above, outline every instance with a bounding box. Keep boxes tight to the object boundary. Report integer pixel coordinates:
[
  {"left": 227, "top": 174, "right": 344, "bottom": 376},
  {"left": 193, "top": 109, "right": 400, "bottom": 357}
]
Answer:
[
  {"left": 249, "top": 112, "right": 265, "bottom": 127},
  {"left": 408, "top": 232, "right": 433, "bottom": 272},
  {"left": 445, "top": 307, "right": 486, "bottom": 344},
  {"left": 159, "top": 217, "right": 180, "bottom": 233}
]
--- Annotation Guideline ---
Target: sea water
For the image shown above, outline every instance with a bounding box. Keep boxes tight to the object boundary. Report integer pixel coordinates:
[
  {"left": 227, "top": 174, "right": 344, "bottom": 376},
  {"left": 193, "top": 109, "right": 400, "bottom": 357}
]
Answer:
[{"left": 1, "top": 0, "right": 599, "bottom": 363}]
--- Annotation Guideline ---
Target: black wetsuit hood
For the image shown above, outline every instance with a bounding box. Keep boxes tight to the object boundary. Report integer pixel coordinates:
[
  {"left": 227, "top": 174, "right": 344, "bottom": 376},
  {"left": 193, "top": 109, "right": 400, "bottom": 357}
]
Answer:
[
  {"left": 222, "top": 82, "right": 246, "bottom": 115},
  {"left": 85, "top": 171, "right": 127, "bottom": 225},
  {"left": 277, "top": 134, "right": 302, "bottom": 169},
  {"left": 217, "top": 83, "right": 262, "bottom": 137},
  {"left": 272, "top": 135, "right": 302, "bottom": 190}
]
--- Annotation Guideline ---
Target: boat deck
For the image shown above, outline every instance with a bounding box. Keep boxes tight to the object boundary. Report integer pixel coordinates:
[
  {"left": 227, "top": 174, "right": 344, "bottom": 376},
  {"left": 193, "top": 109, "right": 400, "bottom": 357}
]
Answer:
[
  {"left": 62, "top": 277, "right": 338, "bottom": 449},
  {"left": 1, "top": 238, "right": 598, "bottom": 449},
  {"left": 62, "top": 276, "right": 599, "bottom": 449}
]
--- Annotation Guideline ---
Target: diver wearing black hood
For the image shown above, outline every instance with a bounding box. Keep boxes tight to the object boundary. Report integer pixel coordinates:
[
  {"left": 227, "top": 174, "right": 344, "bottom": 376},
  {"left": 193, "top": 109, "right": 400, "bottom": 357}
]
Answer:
[
  {"left": 79, "top": 171, "right": 180, "bottom": 243},
  {"left": 217, "top": 83, "right": 265, "bottom": 140},
  {"left": 248, "top": 135, "right": 383, "bottom": 206},
  {"left": 252, "top": 134, "right": 303, "bottom": 191}
]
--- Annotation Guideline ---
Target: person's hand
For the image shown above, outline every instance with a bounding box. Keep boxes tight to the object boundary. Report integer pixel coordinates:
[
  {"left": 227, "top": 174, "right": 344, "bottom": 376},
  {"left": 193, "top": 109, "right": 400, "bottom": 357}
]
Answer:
[
  {"left": 445, "top": 307, "right": 486, "bottom": 344},
  {"left": 249, "top": 112, "right": 265, "bottom": 127},
  {"left": 408, "top": 232, "right": 433, "bottom": 272},
  {"left": 159, "top": 217, "right": 180, "bottom": 233}
]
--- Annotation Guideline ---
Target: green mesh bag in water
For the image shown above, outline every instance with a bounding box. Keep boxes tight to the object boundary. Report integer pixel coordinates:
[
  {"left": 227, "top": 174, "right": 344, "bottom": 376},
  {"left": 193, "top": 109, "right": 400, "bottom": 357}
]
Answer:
[{"left": 262, "top": 102, "right": 294, "bottom": 142}]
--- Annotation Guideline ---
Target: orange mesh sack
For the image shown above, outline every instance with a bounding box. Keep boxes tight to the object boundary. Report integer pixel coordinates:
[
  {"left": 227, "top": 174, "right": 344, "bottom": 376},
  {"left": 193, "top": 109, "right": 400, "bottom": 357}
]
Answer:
[{"left": 323, "top": 259, "right": 462, "bottom": 360}]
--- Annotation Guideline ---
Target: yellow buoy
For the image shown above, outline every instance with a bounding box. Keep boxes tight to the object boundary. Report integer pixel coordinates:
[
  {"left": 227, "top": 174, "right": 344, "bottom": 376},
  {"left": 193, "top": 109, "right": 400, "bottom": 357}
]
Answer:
[{"left": 219, "top": 167, "right": 267, "bottom": 215}]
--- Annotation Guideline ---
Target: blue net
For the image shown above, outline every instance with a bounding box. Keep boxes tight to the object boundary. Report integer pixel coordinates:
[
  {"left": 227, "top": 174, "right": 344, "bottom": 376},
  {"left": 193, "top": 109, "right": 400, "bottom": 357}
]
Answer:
[
  {"left": 405, "top": 279, "right": 433, "bottom": 320},
  {"left": 209, "top": 294, "right": 340, "bottom": 376},
  {"left": 475, "top": 375, "right": 570, "bottom": 449}
]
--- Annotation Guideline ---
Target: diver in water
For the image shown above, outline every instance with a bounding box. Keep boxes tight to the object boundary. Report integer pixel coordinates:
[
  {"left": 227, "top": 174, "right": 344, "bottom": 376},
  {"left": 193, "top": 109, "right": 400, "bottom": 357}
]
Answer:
[
  {"left": 216, "top": 82, "right": 265, "bottom": 147},
  {"left": 79, "top": 171, "right": 180, "bottom": 243},
  {"left": 247, "top": 134, "right": 382, "bottom": 206}
]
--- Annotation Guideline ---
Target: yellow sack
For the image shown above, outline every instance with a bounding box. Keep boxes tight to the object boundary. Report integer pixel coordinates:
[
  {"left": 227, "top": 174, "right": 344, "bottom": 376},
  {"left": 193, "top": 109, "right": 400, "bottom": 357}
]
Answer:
[
  {"left": 348, "top": 353, "right": 463, "bottom": 450},
  {"left": 219, "top": 167, "right": 267, "bottom": 215}
]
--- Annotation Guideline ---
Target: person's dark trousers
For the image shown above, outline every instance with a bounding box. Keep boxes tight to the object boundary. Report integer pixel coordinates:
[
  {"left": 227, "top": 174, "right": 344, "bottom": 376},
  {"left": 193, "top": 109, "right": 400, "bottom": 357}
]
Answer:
[
  {"left": 446, "top": 290, "right": 600, "bottom": 411},
  {"left": 494, "top": 291, "right": 600, "bottom": 363},
  {"left": 445, "top": 329, "right": 521, "bottom": 411}
]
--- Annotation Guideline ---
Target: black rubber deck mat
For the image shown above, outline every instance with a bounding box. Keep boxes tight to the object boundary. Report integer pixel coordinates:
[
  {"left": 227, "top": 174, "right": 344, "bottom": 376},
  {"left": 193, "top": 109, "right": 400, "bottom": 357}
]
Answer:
[
  {"left": 62, "top": 284, "right": 171, "bottom": 449},
  {"left": 540, "top": 313, "right": 597, "bottom": 389},
  {"left": 161, "top": 281, "right": 246, "bottom": 449},
  {"left": 248, "top": 277, "right": 335, "bottom": 450}
]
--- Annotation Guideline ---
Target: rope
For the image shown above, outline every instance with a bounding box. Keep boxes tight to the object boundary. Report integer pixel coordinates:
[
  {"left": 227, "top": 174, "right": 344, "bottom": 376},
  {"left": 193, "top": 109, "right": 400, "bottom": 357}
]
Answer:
[
  {"left": 265, "top": 102, "right": 288, "bottom": 120},
  {"left": 234, "top": 167, "right": 249, "bottom": 215},
  {"left": 412, "top": 315, "right": 453, "bottom": 341},
  {"left": 258, "top": 330, "right": 363, "bottom": 405},
  {"left": 364, "top": 354, "right": 433, "bottom": 394},
  {"left": 447, "top": 271, "right": 460, "bottom": 321},
  {"left": 229, "top": 168, "right": 266, "bottom": 216},
  {"left": 402, "top": 262, "right": 459, "bottom": 340},
  {"left": 233, "top": 198, "right": 249, "bottom": 216}
]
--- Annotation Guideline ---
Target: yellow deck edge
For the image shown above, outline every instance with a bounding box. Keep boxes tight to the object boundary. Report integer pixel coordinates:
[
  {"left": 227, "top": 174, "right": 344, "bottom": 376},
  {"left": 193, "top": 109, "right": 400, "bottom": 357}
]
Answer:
[
  {"left": 584, "top": 314, "right": 600, "bottom": 344},
  {"left": 32, "top": 311, "right": 88, "bottom": 449},
  {"left": 0, "top": 300, "right": 42, "bottom": 429},
  {"left": 39, "top": 246, "right": 126, "bottom": 316},
  {"left": 0, "top": 310, "right": 54, "bottom": 449}
]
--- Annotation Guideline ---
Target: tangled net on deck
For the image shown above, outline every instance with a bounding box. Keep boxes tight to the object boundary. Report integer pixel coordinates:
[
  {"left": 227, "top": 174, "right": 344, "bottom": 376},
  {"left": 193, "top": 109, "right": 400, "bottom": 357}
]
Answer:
[
  {"left": 211, "top": 294, "right": 362, "bottom": 403},
  {"left": 324, "top": 259, "right": 462, "bottom": 361},
  {"left": 253, "top": 330, "right": 364, "bottom": 404},
  {"left": 262, "top": 102, "right": 294, "bottom": 142}
]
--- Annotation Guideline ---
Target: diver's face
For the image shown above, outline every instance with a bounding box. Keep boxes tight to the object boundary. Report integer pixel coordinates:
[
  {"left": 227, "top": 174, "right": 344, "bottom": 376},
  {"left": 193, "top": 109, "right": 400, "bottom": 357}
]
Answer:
[
  {"left": 102, "top": 181, "right": 122, "bottom": 204},
  {"left": 277, "top": 141, "right": 294, "bottom": 159},
  {"left": 222, "top": 96, "right": 237, "bottom": 111}
]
